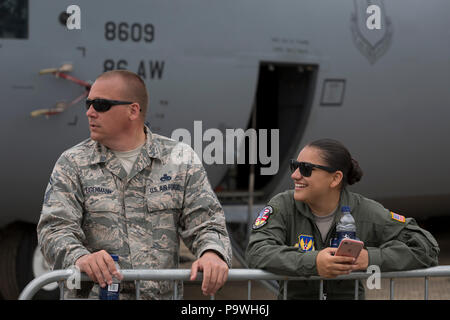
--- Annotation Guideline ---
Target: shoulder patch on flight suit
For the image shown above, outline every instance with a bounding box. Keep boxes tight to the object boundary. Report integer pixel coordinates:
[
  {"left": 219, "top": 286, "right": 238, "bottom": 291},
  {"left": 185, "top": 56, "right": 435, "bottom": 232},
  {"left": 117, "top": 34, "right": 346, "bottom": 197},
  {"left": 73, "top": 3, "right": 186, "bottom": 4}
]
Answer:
[
  {"left": 391, "top": 211, "right": 405, "bottom": 223},
  {"left": 252, "top": 206, "right": 273, "bottom": 229},
  {"left": 295, "top": 235, "right": 315, "bottom": 251}
]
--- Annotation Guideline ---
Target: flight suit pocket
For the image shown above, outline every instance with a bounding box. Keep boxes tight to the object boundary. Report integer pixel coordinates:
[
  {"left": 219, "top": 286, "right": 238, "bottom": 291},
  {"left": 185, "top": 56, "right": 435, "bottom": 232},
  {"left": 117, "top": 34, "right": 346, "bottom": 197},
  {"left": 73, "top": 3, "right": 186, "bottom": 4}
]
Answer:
[{"left": 402, "top": 223, "right": 439, "bottom": 254}]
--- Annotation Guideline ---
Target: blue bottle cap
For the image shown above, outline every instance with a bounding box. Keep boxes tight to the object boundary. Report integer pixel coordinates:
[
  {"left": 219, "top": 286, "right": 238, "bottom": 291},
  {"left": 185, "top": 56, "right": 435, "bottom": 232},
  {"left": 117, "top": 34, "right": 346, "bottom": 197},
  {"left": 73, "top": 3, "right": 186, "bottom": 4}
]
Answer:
[
  {"left": 110, "top": 254, "right": 119, "bottom": 261},
  {"left": 341, "top": 206, "right": 351, "bottom": 213}
]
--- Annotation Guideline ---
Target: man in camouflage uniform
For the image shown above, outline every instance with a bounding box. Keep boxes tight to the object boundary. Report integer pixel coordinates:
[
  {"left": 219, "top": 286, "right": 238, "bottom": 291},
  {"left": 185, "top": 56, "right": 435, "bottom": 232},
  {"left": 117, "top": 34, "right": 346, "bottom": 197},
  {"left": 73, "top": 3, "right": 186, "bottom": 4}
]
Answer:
[{"left": 37, "top": 70, "right": 232, "bottom": 299}]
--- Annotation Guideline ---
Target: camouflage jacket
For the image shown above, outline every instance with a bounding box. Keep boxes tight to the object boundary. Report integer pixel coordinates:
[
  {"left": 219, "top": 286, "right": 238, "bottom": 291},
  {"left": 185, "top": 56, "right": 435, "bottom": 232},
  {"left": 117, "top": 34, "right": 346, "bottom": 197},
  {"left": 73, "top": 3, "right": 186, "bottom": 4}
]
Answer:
[{"left": 37, "top": 127, "right": 232, "bottom": 299}]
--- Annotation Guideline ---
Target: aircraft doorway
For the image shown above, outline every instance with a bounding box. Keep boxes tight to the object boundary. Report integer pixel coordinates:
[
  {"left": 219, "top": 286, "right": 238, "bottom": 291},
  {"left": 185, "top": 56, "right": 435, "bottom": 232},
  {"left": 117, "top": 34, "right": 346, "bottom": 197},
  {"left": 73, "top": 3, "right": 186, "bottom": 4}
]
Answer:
[{"left": 217, "top": 62, "right": 318, "bottom": 204}]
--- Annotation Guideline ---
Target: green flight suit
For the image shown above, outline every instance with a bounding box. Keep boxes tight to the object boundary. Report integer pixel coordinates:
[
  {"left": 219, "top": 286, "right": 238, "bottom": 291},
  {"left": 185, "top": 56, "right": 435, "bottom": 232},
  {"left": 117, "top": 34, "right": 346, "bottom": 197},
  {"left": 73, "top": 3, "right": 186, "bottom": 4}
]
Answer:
[{"left": 245, "top": 189, "right": 439, "bottom": 300}]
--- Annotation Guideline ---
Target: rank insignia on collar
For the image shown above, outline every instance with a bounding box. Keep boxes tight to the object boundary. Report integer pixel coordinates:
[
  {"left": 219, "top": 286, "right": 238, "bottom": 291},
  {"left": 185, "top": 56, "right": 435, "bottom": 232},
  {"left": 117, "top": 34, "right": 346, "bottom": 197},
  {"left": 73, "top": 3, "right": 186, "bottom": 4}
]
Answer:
[
  {"left": 391, "top": 211, "right": 405, "bottom": 223},
  {"left": 295, "top": 234, "right": 315, "bottom": 251},
  {"left": 252, "top": 206, "right": 273, "bottom": 230}
]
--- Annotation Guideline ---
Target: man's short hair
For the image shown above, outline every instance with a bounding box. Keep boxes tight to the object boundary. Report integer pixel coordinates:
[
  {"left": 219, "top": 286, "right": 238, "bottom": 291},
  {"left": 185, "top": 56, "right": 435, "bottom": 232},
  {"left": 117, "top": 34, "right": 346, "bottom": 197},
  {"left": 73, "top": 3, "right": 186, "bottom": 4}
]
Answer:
[{"left": 96, "top": 70, "right": 149, "bottom": 120}]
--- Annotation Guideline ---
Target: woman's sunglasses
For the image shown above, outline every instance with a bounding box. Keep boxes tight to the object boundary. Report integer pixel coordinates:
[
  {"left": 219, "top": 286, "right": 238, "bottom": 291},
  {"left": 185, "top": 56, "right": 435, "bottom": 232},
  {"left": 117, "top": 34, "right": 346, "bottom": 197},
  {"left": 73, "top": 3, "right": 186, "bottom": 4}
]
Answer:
[
  {"left": 290, "top": 159, "right": 337, "bottom": 177},
  {"left": 85, "top": 98, "right": 133, "bottom": 112}
]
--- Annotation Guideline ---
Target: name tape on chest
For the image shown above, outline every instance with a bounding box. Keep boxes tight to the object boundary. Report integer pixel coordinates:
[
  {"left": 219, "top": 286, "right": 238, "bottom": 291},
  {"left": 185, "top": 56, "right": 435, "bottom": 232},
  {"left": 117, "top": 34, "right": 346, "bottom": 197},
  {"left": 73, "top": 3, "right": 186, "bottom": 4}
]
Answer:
[
  {"left": 84, "top": 186, "right": 113, "bottom": 194},
  {"left": 148, "top": 183, "right": 183, "bottom": 193}
]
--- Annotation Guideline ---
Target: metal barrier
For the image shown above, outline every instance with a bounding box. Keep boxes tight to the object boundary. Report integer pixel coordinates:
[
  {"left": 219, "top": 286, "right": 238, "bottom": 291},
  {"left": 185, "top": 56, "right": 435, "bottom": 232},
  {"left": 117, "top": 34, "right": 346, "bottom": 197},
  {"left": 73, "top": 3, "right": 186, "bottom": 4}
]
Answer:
[{"left": 19, "top": 266, "right": 450, "bottom": 300}]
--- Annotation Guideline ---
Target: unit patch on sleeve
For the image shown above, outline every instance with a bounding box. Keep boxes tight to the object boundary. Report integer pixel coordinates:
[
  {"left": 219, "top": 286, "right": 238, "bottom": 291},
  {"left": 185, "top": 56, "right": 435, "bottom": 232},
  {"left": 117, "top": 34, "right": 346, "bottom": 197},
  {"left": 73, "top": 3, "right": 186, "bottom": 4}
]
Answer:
[
  {"left": 295, "top": 234, "right": 315, "bottom": 251},
  {"left": 391, "top": 211, "right": 405, "bottom": 223},
  {"left": 252, "top": 206, "right": 273, "bottom": 229}
]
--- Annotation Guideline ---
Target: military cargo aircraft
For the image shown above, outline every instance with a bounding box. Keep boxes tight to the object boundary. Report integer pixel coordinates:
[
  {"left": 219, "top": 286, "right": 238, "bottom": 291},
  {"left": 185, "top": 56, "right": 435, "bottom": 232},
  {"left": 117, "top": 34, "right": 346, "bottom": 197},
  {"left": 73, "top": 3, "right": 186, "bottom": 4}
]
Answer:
[{"left": 0, "top": 0, "right": 449, "bottom": 299}]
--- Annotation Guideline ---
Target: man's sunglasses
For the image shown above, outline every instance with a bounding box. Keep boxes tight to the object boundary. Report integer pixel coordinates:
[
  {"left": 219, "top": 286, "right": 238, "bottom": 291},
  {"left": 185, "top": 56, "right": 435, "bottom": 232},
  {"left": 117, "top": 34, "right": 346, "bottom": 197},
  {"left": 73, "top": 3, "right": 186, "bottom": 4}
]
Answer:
[
  {"left": 85, "top": 98, "right": 133, "bottom": 112},
  {"left": 290, "top": 159, "right": 337, "bottom": 177}
]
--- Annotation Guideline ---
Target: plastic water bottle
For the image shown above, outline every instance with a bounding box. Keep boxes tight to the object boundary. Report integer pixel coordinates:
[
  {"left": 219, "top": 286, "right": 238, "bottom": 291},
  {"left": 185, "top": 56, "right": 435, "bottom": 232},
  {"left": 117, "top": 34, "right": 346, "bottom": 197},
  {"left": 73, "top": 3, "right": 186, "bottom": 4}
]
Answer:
[
  {"left": 99, "top": 254, "right": 120, "bottom": 300},
  {"left": 331, "top": 206, "right": 356, "bottom": 247}
]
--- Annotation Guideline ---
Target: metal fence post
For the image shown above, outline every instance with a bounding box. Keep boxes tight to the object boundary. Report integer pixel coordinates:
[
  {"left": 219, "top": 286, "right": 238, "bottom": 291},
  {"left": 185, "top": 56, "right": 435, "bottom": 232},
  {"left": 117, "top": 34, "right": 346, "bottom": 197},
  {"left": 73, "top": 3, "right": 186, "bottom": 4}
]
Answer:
[
  {"left": 135, "top": 280, "right": 141, "bottom": 300},
  {"left": 173, "top": 281, "right": 177, "bottom": 300},
  {"left": 283, "top": 280, "right": 288, "bottom": 300},
  {"left": 59, "top": 281, "right": 65, "bottom": 300},
  {"left": 319, "top": 280, "right": 324, "bottom": 300},
  {"left": 390, "top": 278, "right": 394, "bottom": 300}
]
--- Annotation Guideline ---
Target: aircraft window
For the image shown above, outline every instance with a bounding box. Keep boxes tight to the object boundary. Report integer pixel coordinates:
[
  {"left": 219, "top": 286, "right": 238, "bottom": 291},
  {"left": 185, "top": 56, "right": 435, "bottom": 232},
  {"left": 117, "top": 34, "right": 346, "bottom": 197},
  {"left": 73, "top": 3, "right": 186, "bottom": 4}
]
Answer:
[{"left": 0, "top": 0, "right": 28, "bottom": 39}]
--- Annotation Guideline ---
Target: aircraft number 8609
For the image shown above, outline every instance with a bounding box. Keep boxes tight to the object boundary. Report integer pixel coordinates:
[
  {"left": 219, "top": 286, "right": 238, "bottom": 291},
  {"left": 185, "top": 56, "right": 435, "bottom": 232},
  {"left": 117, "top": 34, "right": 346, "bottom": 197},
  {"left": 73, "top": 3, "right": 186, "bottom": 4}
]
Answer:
[{"left": 104, "top": 22, "right": 155, "bottom": 43}]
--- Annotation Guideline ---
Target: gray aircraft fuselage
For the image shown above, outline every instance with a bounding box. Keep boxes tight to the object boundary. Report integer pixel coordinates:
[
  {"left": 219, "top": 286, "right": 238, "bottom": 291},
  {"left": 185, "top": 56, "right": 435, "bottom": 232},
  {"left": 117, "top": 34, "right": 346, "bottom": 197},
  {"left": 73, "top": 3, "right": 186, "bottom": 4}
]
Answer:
[{"left": 1, "top": 0, "right": 449, "bottom": 230}]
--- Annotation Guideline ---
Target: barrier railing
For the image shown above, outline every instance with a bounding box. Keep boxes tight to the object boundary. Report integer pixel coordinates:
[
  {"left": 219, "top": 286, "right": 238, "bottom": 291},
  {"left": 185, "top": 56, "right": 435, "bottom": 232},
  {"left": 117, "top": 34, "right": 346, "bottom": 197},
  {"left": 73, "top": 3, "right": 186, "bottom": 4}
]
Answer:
[{"left": 19, "top": 266, "right": 450, "bottom": 300}]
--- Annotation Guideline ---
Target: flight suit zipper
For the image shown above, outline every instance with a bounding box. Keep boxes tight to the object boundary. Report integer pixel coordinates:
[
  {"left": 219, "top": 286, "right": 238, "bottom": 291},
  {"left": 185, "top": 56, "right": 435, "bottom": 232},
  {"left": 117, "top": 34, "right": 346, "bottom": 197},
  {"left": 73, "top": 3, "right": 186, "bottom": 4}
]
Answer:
[
  {"left": 310, "top": 218, "right": 338, "bottom": 300},
  {"left": 322, "top": 222, "right": 338, "bottom": 300}
]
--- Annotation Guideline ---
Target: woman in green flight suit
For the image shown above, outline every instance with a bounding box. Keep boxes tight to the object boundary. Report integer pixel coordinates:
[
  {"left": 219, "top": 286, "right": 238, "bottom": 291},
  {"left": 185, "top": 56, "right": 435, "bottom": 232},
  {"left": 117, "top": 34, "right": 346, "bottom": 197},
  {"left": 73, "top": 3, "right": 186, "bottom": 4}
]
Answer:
[{"left": 245, "top": 138, "right": 439, "bottom": 300}]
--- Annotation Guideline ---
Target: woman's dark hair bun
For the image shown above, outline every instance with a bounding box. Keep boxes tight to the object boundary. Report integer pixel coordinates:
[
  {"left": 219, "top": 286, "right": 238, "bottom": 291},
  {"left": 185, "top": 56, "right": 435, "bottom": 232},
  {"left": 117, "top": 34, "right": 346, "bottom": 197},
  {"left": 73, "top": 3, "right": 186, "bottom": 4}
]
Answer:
[
  {"left": 347, "top": 158, "right": 363, "bottom": 185},
  {"left": 308, "top": 138, "right": 364, "bottom": 188}
]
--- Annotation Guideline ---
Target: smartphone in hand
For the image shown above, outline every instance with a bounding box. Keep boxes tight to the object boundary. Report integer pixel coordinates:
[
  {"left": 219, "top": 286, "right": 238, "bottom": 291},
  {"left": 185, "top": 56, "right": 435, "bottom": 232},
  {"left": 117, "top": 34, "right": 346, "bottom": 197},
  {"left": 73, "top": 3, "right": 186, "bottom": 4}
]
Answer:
[{"left": 335, "top": 239, "right": 364, "bottom": 259}]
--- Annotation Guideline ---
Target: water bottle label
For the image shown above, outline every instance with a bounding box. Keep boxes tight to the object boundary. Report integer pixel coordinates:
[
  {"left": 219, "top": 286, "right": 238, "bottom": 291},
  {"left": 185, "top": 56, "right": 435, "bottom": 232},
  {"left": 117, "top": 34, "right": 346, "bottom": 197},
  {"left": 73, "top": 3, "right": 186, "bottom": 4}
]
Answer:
[
  {"left": 330, "top": 237, "right": 339, "bottom": 248},
  {"left": 100, "top": 284, "right": 120, "bottom": 300},
  {"left": 340, "top": 231, "right": 356, "bottom": 239},
  {"left": 108, "top": 284, "right": 119, "bottom": 292}
]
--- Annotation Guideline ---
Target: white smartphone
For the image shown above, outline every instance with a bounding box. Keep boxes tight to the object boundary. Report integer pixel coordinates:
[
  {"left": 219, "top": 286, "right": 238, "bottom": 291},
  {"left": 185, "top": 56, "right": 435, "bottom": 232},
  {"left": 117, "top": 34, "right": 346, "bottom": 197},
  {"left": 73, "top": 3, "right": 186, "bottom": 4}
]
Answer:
[{"left": 335, "top": 239, "right": 364, "bottom": 259}]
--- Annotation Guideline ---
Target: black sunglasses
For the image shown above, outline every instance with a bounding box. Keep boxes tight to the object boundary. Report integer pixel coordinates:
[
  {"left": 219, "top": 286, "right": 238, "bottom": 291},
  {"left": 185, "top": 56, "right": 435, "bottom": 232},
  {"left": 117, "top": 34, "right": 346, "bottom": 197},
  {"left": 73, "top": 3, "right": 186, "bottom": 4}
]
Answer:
[
  {"left": 85, "top": 98, "right": 134, "bottom": 112},
  {"left": 290, "top": 159, "right": 337, "bottom": 177}
]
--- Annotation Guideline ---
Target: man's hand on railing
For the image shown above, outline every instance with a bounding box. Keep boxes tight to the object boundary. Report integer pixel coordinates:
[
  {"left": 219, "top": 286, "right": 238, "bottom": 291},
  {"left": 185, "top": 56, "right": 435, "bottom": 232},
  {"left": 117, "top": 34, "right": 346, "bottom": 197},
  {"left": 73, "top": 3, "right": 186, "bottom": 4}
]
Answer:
[
  {"left": 75, "top": 250, "right": 123, "bottom": 288},
  {"left": 189, "top": 250, "right": 229, "bottom": 296}
]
